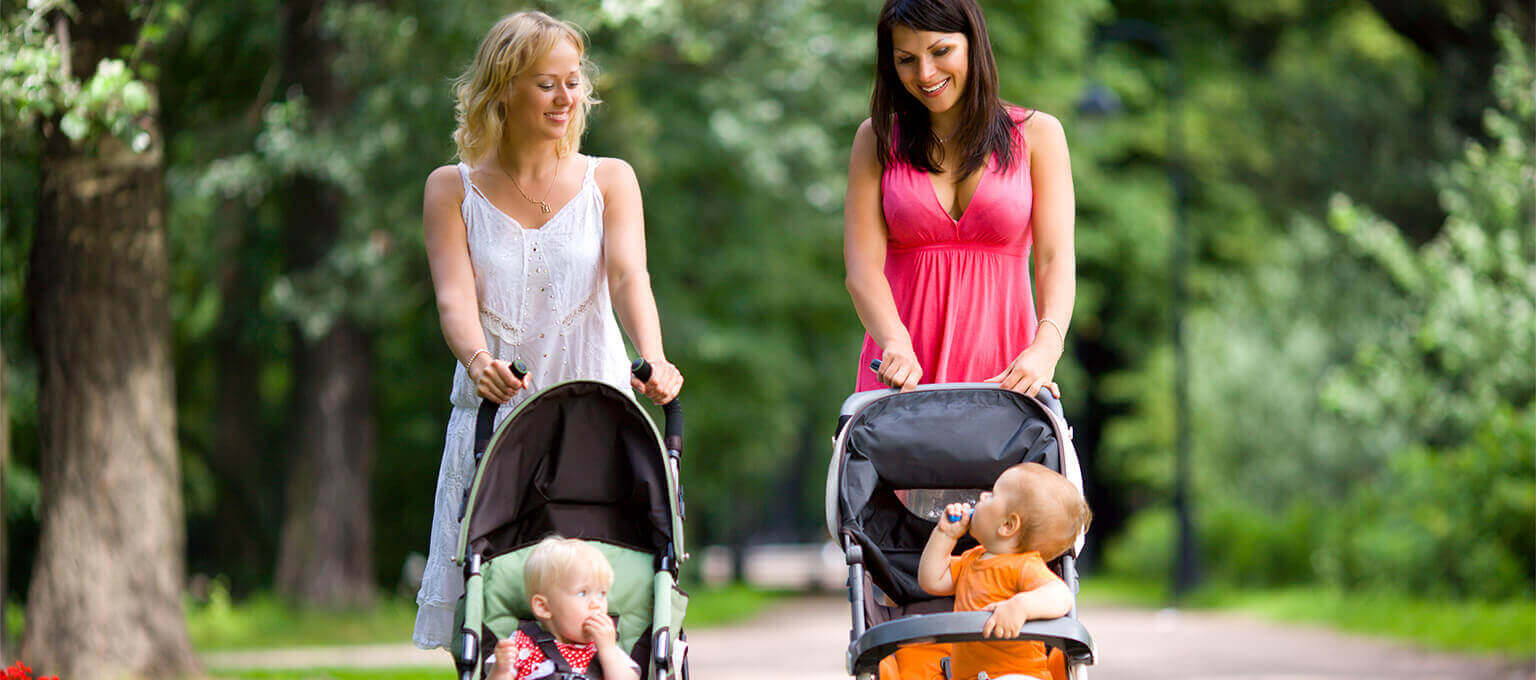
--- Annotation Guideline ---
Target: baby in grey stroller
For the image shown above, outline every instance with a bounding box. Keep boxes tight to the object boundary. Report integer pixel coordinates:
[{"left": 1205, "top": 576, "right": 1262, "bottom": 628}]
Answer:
[
  {"left": 827, "top": 383, "right": 1096, "bottom": 680},
  {"left": 917, "top": 463, "right": 1091, "bottom": 680}
]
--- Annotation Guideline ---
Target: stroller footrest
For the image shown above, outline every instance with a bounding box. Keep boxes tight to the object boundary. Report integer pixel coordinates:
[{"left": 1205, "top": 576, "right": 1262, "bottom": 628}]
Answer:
[{"left": 847, "top": 611, "right": 1094, "bottom": 675}]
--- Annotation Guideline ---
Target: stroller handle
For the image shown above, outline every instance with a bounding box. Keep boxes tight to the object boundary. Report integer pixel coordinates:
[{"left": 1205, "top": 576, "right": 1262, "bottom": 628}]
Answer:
[
  {"left": 631, "top": 358, "right": 684, "bottom": 452},
  {"left": 864, "top": 360, "right": 1066, "bottom": 420}
]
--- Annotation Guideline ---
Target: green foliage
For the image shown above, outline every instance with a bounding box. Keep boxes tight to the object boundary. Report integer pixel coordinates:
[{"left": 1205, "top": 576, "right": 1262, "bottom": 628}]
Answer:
[
  {"left": 1100, "top": 507, "right": 1174, "bottom": 583},
  {"left": 0, "top": 1, "right": 171, "bottom": 149},
  {"left": 1122, "top": 22, "right": 1536, "bottom": 600},
  {"left": 1318, "top": 406, "right": 1536, "bottom": 598},
  {"left": 187, "top": 586, "right": 425, "bottom": 651}
]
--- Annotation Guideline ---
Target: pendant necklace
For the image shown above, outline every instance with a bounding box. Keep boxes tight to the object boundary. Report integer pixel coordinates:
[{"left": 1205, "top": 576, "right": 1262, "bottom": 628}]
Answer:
[{"left": 504, "top": 154, "right": 561, "bottom": 214}]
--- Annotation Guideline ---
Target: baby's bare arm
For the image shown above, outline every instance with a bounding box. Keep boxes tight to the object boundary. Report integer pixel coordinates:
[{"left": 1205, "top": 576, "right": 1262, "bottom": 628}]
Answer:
[
  {"left": 918, "top": 504, "right": 970, "bottom": 596},
  {"left": 979, "top": 580, "right": 1074, "bottom": 638}
]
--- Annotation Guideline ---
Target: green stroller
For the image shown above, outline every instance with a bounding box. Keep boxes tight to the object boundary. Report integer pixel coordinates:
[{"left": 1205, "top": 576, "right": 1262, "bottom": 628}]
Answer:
[{"left": 452, "top": 360, "right": 688, "bottom": 679}]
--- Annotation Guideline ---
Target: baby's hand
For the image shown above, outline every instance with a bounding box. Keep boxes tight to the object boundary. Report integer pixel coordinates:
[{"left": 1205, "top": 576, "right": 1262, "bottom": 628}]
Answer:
[
  {"left": 489, "top": 639, "right": 518, "bottom": 680},
  {"left": 980, "top": 597, "right": 1031, "bottom": 639},
  {"left": 583, "top": 613, "right": 618, "bottom": 647},
  {"left": 937, "top": 502, "right": 972, "bottom": 538}
]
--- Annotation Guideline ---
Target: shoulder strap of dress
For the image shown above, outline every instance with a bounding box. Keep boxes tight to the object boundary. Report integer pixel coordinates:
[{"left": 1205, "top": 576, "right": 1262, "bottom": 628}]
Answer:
[
  {"left": 456, "top": 162, "right": 473, "bottom": 191},
  {"left": 457, "top": 162, "right": 493, "bottom": 205},
  {"left": 584, "top": 156, "right": 603, "bottom": 184}
]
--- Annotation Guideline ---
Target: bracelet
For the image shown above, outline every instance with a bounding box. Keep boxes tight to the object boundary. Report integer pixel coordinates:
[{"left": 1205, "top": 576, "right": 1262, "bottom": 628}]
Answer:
[
  {"left": 463, "top": 349, "right": 491, "bottom": 370},
  {"left": 1037, "top": 318, "right": 1066, "bottom": 349}
]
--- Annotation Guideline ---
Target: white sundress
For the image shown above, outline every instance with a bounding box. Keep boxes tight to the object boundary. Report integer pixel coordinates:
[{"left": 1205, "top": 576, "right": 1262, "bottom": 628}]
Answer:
[{"left": 413, "top": 156, "right": 632, "bottom": 650}]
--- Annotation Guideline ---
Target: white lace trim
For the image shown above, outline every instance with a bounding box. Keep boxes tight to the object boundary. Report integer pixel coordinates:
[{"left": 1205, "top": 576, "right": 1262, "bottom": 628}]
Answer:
[{"left": 477, "top": 280, "right": 604, "bottom": 348}]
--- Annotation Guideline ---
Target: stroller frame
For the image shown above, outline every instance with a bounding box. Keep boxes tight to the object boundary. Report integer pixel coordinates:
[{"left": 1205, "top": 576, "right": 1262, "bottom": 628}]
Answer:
[
  {"left": 826, "top": 383, "right": 1095, "bottom": 679},
  {"left": 453, "top": 364, "right": 687, "bottom": 680}
]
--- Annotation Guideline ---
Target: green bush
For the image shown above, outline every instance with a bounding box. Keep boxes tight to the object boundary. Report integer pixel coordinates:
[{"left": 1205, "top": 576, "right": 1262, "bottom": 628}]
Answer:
[
  {"left": 1157, "top": 22, "right": 1535, "bottom": 599},
  {"left": 1102, "top": 503, "right": 1317, "bottom": 589},
  {"left": 1318, "top": 406, "right": 1536, "bottom": 599},
  {"left": 1101, "top": 508, "right": 1174, "bottom": 583}
]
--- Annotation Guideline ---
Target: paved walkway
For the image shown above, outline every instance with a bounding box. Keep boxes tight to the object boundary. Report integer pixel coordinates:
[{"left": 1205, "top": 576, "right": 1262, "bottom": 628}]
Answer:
[{"left": 201, "top": 596, "right": 1533, "bottom": 679}]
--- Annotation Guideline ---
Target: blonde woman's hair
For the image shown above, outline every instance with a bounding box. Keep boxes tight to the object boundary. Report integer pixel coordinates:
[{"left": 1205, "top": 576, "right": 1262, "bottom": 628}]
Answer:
[
  {"left": 524, "top": 535, "right": 615, "bottom": 598},
  {"left": 453, "top": 11, "right": 600, "bottom": 163}
]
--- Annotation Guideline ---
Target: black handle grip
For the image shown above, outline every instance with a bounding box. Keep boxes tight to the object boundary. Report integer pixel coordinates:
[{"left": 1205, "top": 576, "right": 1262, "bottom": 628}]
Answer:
[
  {"left": 631, "top": 358, "right": 683, "bottom": 451},
  {"left": 869, "top": 359, "right": 882, "bottom": 372},
  {"left": 661, "top": 399, "right": 683, "bottom": 448},
  {"left": 511, "top": 359, "right": 528, "bottom": 380},
  {"left": 631, "top": 357, "right": 653, "bottom": 383}
]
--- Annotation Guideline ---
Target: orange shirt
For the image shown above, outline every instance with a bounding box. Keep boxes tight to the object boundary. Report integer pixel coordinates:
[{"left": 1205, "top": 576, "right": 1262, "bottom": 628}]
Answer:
[{"left": 947, "top": 546, "right": 1061, "bottom": 680}]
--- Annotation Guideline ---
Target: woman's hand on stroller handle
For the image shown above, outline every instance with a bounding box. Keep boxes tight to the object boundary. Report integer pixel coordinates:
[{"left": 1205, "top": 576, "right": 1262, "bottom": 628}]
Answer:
[
  {"left": 629, "top": 356, "right": 682, "bottom": 405},
  {"left": 473, "top": 358, "right": 531, "bottom": 403},
  {"left": 985, "top": 345, "right": 1061, "bottom": 399},
  {"left": 869, "top": 342, "right": 922, "bottom": 392}
]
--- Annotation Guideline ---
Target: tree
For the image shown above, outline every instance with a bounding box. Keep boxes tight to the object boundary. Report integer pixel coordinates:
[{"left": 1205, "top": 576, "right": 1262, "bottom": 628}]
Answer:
[
  {"left": 8, "top": 0, "right": 199, "bottom": 675},
  {"left": 270, "top": 0, "right": 377, "bottom": 608}
]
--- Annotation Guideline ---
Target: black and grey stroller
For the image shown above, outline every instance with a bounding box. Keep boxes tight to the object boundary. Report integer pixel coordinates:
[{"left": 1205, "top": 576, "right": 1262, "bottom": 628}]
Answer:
[
  {"left": 452, "top": 360, "right": 689, "bottom": 680},
  {"left": 826, "top": 380, "right": 1095, "bottom": 679}
]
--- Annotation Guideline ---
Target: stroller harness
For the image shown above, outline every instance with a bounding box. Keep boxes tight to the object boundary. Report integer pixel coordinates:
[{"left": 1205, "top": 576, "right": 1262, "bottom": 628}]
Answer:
[{"left": 516, "top": 620, "right": 604, "bottom": 680}]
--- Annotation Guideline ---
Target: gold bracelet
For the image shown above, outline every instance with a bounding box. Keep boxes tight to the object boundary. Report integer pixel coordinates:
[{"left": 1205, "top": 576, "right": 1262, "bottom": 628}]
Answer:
[
  {"left": 464, "top": 349, "right": 491, "bottom": 370},
  {"left": 1037, "top": 318, "right": 1065, "bottom": 349}
]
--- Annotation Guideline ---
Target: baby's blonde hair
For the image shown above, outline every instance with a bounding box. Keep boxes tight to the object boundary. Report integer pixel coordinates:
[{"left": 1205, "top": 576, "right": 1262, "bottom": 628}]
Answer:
[
  {"left": 1007, "top": 463, "right": 1092, "bottom": 560},
  {"left": 524, "top": 535, "right": 614, "bottom": 598},
  {"left": 452, "top": 11, "right": 600, "bottom": 163}
]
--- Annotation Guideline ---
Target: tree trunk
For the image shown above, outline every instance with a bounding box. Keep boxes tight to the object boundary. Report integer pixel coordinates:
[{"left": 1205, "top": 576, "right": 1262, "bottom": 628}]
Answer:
[
  {"left": 274, "top": 318, "right": 377, "bottom": 607},
  {"left": 271, "top": 0, "right": 377, "bottom": 608},
  {"left": 20, "top": 5, "right": 197, "bottom": 673},
  {"left": 199, "top": 216, "right": 278, "bottom": 588}
]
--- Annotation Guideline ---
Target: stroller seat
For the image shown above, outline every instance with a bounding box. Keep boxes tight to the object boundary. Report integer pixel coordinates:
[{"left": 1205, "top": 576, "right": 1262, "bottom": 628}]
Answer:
[
  {"left": 452, "top": 377, "right": 689, "bottom": 680},
  {"left": 826, "top": 384, "right": 1095, "bottom": 679}
]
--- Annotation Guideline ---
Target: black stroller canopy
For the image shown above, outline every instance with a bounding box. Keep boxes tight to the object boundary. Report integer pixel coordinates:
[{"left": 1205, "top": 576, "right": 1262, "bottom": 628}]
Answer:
[
  {"left": 463, "top": 381, "right": 673, "bottom": 560},
  {"left": 839, "top": 388, "right": 1062, "bottom": 605}
]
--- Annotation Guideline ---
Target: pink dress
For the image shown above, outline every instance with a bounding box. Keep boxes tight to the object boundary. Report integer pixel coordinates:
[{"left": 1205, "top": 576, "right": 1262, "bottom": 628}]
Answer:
[{"left": 856, "top": 107, "right": 1038, "bottom": 391}]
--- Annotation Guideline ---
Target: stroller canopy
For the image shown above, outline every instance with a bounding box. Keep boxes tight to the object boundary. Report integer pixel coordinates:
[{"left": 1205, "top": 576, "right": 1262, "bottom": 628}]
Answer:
[
  {"left": 835, "top": 388, "right": 1065, "bottom": 605},
  {"left": 460, "top": 381, "right": 678, "bottom": 562}
]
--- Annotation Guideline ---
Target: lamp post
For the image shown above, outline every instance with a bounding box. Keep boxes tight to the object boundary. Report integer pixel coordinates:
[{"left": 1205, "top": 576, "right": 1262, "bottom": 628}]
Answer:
[{"left": 1077, "top": 19, "right": 1199, "bottom": 597}]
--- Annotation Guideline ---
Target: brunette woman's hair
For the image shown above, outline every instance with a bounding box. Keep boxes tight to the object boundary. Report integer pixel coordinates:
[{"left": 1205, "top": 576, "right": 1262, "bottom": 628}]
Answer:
[{"left": 871, "top": 0, "right": 1025, "bottom": 176}]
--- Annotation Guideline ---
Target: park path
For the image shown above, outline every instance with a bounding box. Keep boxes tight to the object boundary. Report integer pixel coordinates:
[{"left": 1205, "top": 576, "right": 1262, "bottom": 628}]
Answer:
[{"left": 200, "top": 595, "right": 1532, "bottom": 679}]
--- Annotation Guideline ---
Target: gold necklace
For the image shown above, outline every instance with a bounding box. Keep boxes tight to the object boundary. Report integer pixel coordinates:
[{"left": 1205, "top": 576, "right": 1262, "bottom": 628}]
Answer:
[{"left": 502, "top": 155, "right": 561, "bottom": 214}]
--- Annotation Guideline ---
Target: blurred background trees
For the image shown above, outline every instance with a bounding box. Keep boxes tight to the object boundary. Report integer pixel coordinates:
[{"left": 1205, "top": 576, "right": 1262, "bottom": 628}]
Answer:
[{"left": 2, "top": 0, "right": 1531, "bottom": 670}]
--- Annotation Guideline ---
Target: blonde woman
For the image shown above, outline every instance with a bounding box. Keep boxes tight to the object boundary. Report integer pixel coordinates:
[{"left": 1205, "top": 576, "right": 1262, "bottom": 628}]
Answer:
[{"left": 414, "top": 11, "right": 682, "bottom": 650}]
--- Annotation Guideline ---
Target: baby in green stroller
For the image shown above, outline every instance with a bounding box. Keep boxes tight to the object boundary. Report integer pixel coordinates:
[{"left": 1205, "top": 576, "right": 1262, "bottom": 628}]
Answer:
[{"left": 490, "top": 536, "right": 640, "bottom": 680}]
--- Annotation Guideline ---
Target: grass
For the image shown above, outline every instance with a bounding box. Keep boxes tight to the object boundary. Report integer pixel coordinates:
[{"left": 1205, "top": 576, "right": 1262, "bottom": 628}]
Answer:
[
  {"left": 208, "top": 670, "right": 454, "bottom": 680},
  {"left": 1080, "top": 574, "right": 1536, "bottom": 658},
  {"left": 189, "top": 591, "right": 423, "bottom": 651},
  {"left": 195, "top": 583, "right": 792, "bottom": 679},
  {"left": 189, "top": 583, "right": 789, "bottom": 652}
]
